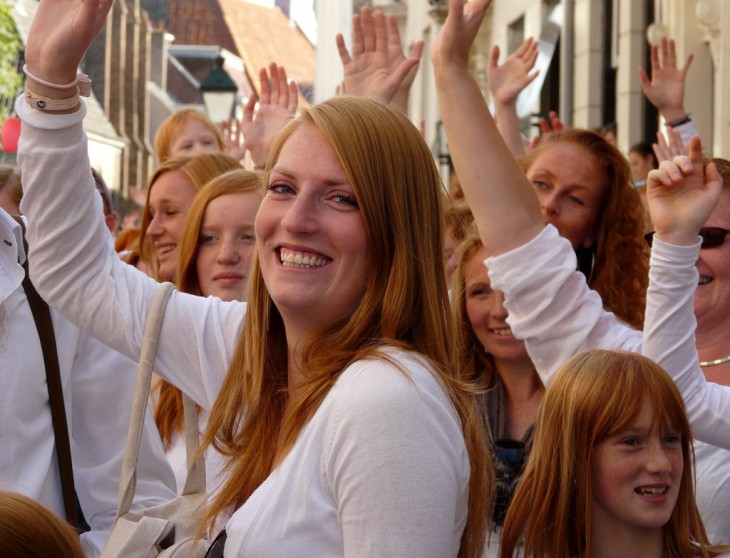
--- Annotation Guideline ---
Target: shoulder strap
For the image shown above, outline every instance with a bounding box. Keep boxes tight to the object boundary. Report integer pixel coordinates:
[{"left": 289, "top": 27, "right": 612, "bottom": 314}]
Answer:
[
  {"left": 116, "top": 282, "right": 205, "bottom": 518},
  {"left": 13, "top": 216, "right": 78, "bottom": 529}
]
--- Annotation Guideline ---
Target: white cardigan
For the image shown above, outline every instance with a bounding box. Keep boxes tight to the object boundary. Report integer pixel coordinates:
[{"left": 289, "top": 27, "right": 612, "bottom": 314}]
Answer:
[{"left": 17, "top": 98, "right": 471, "bottom": 557}]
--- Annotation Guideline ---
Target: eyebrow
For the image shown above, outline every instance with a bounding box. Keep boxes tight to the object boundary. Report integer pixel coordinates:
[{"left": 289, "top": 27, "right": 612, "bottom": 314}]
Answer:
[
  {"left": 529, "top": 168, "right": 595, "bottom": 193},
  {"left": 272, "top": 167, "right": 350, "bottom": 187}
]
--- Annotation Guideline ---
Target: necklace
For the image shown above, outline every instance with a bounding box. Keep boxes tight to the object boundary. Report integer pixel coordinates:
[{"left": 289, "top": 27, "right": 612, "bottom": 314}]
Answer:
[{"left": 700, "top": 354, "right": 730, "bottom": 367}]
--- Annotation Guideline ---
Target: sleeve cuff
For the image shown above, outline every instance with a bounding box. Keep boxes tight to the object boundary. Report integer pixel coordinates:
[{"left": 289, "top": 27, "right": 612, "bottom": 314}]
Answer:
[{"left": 15, "top": 95, "right": 87, "bottom": 130}]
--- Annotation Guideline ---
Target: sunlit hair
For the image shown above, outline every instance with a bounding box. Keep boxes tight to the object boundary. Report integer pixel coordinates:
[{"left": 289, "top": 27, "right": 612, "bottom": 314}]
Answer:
[
  {"left": 154, "top": 108, "right": 226, "bottom": 163},
  {"left": 445, "top": 196, "right": 474, "bottom": 243},
  {"left": 450, "top": 231, "right": 494, "bottom": 386},
  {"left": 0, "top": 491, "right": 84, "bottom": 558},
  {"left": 500, "top": 349, "right": 727, "bottom": 558},
  {"left": 200, "top": 96, "right": 492, "bottom": 557},
  {"left": 520, "top": 129, "right": 648, "bottom": 328},
  {"left": 0, "top": 164, "right": 22, "bottom": 207},
  {"left": 155, "top": 168, "right": 262, "bottom": 449},
  {"left": 138, "top": 153, "right": 241, "bottom": 277}
]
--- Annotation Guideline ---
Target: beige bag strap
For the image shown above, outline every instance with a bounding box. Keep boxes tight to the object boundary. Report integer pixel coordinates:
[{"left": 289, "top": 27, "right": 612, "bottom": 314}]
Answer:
[{"left": 116, "top": 283, "right": 206, "bottom": 517}]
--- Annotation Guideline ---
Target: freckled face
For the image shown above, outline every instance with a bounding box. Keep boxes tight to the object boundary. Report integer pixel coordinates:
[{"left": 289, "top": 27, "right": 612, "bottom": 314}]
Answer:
[
  {"left": 591, "top": 400, "right": 683, "bottom": 538},
  {"left": 195, "top": 192, "right": 261, "bottom": 302},
  {"left": 527, "top": 143, "right": 607, "bottom": 249},
  {"left": 255, "top": 123, "right": 369, "bottom": 335}
]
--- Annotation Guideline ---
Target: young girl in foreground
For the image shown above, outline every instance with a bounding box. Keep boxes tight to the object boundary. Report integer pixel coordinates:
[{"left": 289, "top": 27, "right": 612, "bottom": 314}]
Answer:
[{"left": 500, "top": 350, "right": 730, "bottom": 558}]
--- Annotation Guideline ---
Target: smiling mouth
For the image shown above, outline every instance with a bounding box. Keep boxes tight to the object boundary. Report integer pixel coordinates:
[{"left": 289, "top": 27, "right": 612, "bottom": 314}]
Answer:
[
  {"left": 698, "top": 276, "right": 713, "bottom": 285},
  {"left": 635, "top": 486, "right": 668, "bottom": 496},
  {"left": 157, "top": 244, "right": 175, "bottom": 257},
  {"left": 278, "top": 248, "right": 331, "bottom": 268},
  {"left": 490, "top": 327, "right": 513, "bottom": 336}
]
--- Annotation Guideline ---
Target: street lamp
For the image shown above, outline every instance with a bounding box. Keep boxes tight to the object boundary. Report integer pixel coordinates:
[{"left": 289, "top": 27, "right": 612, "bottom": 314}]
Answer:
[{"left": 200, "top": 54, "right": 238, "bottom": 123}]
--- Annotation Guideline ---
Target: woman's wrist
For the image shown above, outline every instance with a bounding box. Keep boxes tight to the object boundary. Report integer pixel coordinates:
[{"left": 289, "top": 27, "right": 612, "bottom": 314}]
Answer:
[{"left": 653, "top": 228, "right": 700, "bottom": 247}]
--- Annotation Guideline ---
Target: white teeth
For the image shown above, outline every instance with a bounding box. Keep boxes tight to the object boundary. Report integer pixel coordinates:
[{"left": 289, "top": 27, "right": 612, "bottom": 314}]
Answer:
[
  {"left": 158, "top": 245, "right": 175, "bottom": 255},
  {"left": 698, "top": 277, "right": 712, "bottom": 285},
  {"left": 279, "top": 249, "right": 329, "bottom": 268},
  {"left": 637, "top": 487, "right": 666, "bottom": 495},
  {"left": 493, "top": 327, "right": 512, "bottom": 336}
]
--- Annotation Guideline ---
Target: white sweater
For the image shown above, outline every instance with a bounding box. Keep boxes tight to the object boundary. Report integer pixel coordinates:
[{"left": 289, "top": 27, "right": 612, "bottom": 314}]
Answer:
[{"left": 17, "top": 98, "right": 471, "bottom": 557}]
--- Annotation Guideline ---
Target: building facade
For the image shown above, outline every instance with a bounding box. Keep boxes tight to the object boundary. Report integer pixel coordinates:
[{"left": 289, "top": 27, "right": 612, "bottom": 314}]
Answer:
[{"left": 325, "top": 0, "right": 730, "bottom": 159}]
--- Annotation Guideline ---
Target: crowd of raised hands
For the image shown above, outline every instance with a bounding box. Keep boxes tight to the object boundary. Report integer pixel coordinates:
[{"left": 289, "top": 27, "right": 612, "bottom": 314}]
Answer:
[{"left": 7, "top": 0, "right": 730, "bottom": 557}]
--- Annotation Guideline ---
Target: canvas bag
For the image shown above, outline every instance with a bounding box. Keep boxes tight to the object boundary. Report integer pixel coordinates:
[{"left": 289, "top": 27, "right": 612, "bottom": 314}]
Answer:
[{"left": 101, "top": 283, "right": 209, "bottom": 558}]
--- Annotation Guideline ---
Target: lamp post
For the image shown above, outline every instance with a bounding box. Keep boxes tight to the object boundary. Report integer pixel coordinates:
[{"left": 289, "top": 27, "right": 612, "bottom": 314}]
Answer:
[{"left": 200, "top": 54, "right": 238, "bottom": 123}]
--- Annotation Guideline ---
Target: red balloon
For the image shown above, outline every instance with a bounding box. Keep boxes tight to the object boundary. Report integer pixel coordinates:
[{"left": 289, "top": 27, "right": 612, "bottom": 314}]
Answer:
[{"left": 1, "top": 116, "right": 21, "bottom": 153}]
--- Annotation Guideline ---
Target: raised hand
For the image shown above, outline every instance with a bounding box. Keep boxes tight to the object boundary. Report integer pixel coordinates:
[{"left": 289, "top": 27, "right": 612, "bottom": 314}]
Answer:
[
  {"left": 487, "top": 38, "right": 539, "bottom": 106},
  {"left": 241, "top": 63, "right": 298, "bottom": 168},
  {"left": 638, "top": 37, "right": 693, "bottom": 122},
  {"left": 220, "top": 118, "right": 247, "bottom": 162},
  {"left": 432, "top": 0, "right": 492, "bottom": 71},
  {"left": 336, "top": 7, "right": 420, "bottom": 109},
  {"left": 26, "top": 0, "right": 113, "bottom": 86},
  {"left": 528, "top": 111, "right": 565, "bottom": 150},
  {"left": 646, "top": 136, "right": 721, "bottom": 246},
  {"left": 652, "top": 127, "right": 686, "bottom": 163}
]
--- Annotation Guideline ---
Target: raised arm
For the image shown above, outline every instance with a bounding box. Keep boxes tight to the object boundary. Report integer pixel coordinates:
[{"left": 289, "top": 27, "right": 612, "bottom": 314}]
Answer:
[
  {"left": 431, "top": 0, "right": 543, "bottom": 256},
  {"left": 487, "top": 37, "right": 539, "bottom": 157},
  {"left": 433, "top": 0, "right": 641, "bottom": 384},
  {"left": 642, "top": 137, "right": 730, "bottom": 448},
  {"left": 241, "top": 63, "right": 298, "bottom": 169},
  {"left": 336, "top": 6, "right": 421, "bottom": 113},
  {"left": 638, "top": 36, "right": 693, "bottom": 124},
  {"left": 18, "top": 0, "right": 244, "bottom": 408}
]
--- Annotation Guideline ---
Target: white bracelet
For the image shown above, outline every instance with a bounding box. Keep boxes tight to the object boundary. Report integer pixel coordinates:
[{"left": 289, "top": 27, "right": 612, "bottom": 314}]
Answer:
[
  {"left": 23, "top": 64, "right": 91, "bottom": 97},
  {"left": 24, "top": 87, "right": 80, "bottom": 111}
]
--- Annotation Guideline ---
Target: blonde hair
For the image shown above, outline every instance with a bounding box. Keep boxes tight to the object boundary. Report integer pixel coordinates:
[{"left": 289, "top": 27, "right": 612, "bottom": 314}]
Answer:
[
  {"left": 500, "top": 350, "right": 728, "bottom": 558},
  {"left": 200, "top": 96, "right": 492, "bottom": 557},
  {"left": 155, "top": 169, "right": 262, "bottom": 449},
  {"left": 154, "top": 108, "right": 226, "bottom": 163},
  {"left": 520, "top": 130, "right": 649, "bottom": 329},
  {"left": 138, "top": 152, "right": 241, "bottom": 276},
  {"left": 0, "top": 491, "right": 84, "bottom": 558}
]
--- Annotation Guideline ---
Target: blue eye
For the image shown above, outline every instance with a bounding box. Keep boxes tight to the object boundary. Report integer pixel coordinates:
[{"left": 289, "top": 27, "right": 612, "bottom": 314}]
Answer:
[
  {"left": 267, "top": 182, "right": 294, "bottom": 195},
  {"left": 331, "top": 191, "right": 358, "bottom": 208},
  {"left": 532, "top": 180, "right": 548, "bottom": 190}
]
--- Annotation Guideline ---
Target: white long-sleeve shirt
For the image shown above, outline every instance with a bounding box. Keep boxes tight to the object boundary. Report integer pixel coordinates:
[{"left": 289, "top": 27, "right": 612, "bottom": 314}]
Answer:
[
  {"left": 16, "top": 98, "right": 471, "bottom": 557},
  {"left": 0, "top": 209, "right": 176, "bottom": 557},
  {"left": 486, "top": 225, "right": 730, "bottom": 449}
]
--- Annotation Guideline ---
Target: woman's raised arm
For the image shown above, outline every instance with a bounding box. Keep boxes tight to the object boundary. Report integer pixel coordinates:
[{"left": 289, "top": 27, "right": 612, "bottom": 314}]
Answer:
[
  {"left": 642, "top": 137, "right": 730, "bottom": 448},
  {"left": 18, "top": 0, "right": 243, "bottom": 409},
  {"left": 431, "top": 0, "right": 543, "bottom": 257}
]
